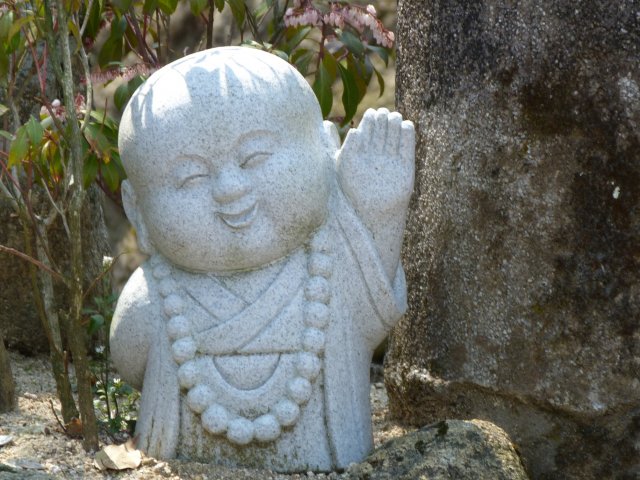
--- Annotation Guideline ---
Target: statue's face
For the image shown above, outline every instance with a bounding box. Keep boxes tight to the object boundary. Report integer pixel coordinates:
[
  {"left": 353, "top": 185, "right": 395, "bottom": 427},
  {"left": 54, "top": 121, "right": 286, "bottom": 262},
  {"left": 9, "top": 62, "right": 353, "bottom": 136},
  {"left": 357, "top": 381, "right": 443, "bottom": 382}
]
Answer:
[{"left": 130, "top": 105, "right": 331, "bottom": 274}]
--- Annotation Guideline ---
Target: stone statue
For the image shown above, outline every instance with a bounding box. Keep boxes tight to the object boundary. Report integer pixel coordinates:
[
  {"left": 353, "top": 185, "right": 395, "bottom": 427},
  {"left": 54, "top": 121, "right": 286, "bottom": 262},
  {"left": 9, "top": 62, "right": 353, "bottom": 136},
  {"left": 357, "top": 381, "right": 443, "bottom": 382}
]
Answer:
[{"left": 110, "top": 46, "right": 414, "bottom": 472}]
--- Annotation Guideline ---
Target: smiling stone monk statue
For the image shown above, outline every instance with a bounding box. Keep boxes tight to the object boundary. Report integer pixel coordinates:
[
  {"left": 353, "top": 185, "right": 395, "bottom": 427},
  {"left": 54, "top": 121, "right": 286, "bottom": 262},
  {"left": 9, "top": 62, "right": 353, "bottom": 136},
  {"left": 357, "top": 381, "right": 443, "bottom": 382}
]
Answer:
[{"left": 110, "top": 46, "right": 414, "bottom": 472}]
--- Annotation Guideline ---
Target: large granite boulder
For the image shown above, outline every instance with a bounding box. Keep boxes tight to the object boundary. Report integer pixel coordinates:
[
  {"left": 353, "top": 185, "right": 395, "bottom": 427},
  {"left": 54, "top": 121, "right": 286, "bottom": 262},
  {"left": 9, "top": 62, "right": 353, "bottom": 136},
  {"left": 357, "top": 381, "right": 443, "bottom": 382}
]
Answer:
[
  {"left": 387, "top": 1, "right": 640, "bottom": 479},
  {"left": 347, "top": 419, "right": 528, "bottom": 480}
]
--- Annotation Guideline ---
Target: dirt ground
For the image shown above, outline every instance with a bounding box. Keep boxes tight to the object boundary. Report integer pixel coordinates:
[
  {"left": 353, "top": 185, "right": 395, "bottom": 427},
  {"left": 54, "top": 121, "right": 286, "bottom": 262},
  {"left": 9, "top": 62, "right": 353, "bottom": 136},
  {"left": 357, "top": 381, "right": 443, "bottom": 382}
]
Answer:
[{"left": 0, "top": 353, "right": 411, "bottom": 479}]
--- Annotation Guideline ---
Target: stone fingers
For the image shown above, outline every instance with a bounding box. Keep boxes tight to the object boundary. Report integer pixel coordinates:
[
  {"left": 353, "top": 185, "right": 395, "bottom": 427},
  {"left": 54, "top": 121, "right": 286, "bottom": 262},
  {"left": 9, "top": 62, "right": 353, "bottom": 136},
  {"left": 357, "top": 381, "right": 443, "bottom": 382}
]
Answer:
[
  {"left": 359, "top": 108, "right": 377, "bottom": 143},
  {"left": 399, "top": 120, "right": 415, "bottom": 167},
  {"left": 372, "top": 108, "right": 390, "bottom": 154},
  {"left": 339, "top": 128, "right": 361, "bottom": 165},
  {"left": 386, "top": 112, "right": 403, "bottom": 156}
]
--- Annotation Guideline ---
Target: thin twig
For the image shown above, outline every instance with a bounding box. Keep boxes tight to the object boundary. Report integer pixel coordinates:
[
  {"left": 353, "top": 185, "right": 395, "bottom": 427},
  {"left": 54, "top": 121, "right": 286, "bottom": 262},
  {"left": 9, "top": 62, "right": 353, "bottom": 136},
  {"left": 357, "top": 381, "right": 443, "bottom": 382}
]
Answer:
[
  {"left": 79, "top": 0, "right": 95, "bottom": 37},
  {"left": 244, "top": 4, "right": 262, "bottom": 43},
  {"left": 0, "top": 244, "right": 66, "bottom": 282},
  {"left": 49, "top": 399, "right": 67, "bottom": 433},
  {"left": 81, "top": 250, "right": 129, "bottom": 301},
  {"left": 206, "top": 0, "right": 214, "bottom": 49},
  {"left": 40, "top": 178, "right": 69, "bottom": 233},
  {"left": 78, "top": 43, "right": 93, "bottom": 134}
]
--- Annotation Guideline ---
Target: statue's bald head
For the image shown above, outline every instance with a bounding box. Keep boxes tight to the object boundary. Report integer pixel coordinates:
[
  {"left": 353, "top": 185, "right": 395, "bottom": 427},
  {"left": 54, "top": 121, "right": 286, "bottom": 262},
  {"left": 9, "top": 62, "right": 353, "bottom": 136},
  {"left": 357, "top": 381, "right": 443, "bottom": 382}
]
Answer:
[{"left": 118, "top": 47, "right": 325, "bottom": 183}]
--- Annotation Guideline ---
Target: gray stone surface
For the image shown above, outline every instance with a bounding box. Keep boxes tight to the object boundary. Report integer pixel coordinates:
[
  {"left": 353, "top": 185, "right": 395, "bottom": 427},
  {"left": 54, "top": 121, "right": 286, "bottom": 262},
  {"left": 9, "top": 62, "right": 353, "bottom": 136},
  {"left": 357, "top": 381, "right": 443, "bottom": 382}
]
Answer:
[
  {"left": 387, "top": 1, "right": 640, "bottom": 479},
  {"left": 346, "top": 419, "right": 528, "bottom": 480},
  {"left": 0, "top": 188, "right": 109, "bottom": 355},
  {"left": 110, "top": 47, "right": 415, "bottom": 472}
]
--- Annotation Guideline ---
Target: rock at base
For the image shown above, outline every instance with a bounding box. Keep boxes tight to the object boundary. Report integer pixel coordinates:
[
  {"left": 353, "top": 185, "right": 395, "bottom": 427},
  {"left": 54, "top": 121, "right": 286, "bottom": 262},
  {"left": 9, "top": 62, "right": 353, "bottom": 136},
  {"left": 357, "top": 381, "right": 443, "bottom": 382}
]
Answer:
[{"left": 347, "top": 419, "right": 528, "bottom": 480}]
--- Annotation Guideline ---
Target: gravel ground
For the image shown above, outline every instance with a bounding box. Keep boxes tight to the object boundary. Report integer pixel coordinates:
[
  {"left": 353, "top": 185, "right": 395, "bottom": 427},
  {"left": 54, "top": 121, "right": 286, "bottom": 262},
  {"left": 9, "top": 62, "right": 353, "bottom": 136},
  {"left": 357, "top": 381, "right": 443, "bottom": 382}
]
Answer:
[{"left": 0, "top": 353, "right": 411, "bottom": 479}]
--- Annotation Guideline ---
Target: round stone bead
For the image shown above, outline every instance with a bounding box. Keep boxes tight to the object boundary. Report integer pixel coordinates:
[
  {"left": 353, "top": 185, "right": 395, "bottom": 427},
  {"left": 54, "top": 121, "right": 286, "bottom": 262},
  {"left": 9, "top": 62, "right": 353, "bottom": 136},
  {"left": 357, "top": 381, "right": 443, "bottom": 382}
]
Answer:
[
  {"left": 296, "top": 352, "right": 321, "bottom": 380},
  {"left": 166, "top": 315, "right": 190, "bottom": 341},
  {"left": 158, "top": 277, "right": 177, "bottom": 297},
  {"left": 163, "top": 294, "right": 184, "bottom": 316},
  {"left": 272, "top": 399, "right": 300, "bottom": 427},
  {"left": 254, "top": 414, "right": 281, "bottom": 442},
  {"left": 202, "top": 404, "right": 229, "bottom": 434},
  {"left": 227, "top": 418, "right": 255, "bottom": 445},
  {"left": 288, "top": 377, "right": 312, "bottom": 405},
  {"left": 177, "top": 361, "right": 200, "bottom": 390},
  {"left": 304, "top": 277, "right": 330, "bottom": 304},
  {"left": 172, "top": 337, "right": 197, "bottom": 364},
  {"left": 153, "top": 263, "right": 171, "bottom": 279},
  {"left": 302, "top": 328, "right": 325, "bottom": 354},
  {"left": 304, "top": 302, "right": 330, "bottom": 328},
  {"left": 186, "top": 384, "right": 214, "bottom": 414},
  {"left": 310, "top": 230, "right": 331, "bottom": 253},
  {"left": 308, "top": 253, "right": 332, "bottom": 278}
]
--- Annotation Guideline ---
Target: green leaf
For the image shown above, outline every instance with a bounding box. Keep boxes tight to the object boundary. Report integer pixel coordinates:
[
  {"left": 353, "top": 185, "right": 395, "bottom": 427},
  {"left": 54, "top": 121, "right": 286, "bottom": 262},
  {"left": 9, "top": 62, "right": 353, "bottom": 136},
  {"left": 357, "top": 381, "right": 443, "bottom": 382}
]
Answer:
[
  {"left": 312, "top": 59, "right": 333, "bottom": 118},
  {"left": 143, "top": 0, "right": 158, "bottom": 14},
  {"left": 322, "top": 51, "right": 338, "bottom": 82},
  {"left": 111, "top": 16, "right": 128, "bottom": 38},
  {"left": 6, "top": 30, "right": 21, "bottom": 54},
  {"left": 98, "top": 38, "right": 123, "bottom": 68},
  {"left": 339, "top": 30, "right": 365, "bottom": 57},
  {"left": 291, "top": 49, "right": 313, "bottom": 76},
  {"left": 373, "top": 66, "right": 385, "bottom": 98},
  {"left": 25, "top": 116, "right": 44, "bottom": 146},
  {"left": 83, "top": 155, "right": 99, "bottom": 187},
  {"left": 83, "top": 0, "right": 104, "bottom": 39},
  {"left": 271, "top": 49, "right": 288, "bottom": 62},
  {"left": 285, "top": 26, "right": 311, "bottom": 52},
  {"left": 7, "top": 15, "right": 34, "bottom": 43},
  {"left": 88, "top": 313, "right": 105, "bottom": 335},
  {"left": 0, "top": 45, "right": 8, "bottom": 87},
  {"left": 253, "top": 0, "right": 270, "bottom": 19},
  {"left": 84, "top": 123, "right": 112, "bottom": 154},
  {"left": 157, "top": 0, "right": 179, "bottom": 14},
  {"left": 347, "top": 56, "right": 367, "bottom": 102},
  {"left": 227, "top": 0, "right": 245, "bottom": 28},
  {"left": 0, "top": 11, "right": 13, "bottom": 43},
  {"left": 366, "top": 44, "right": 389, "bottom": 66},
  {"left": 111, "top": 0, "right": 133, "bottom": 13},
  {"left": 0, "top": 104, "right": 8, "bottom": 118},
  {"left": 114, "top": 83, "right": 130, "bottom": 111},
  {"left": 100, "top": 159, "right": 121, "bottom": 192},
  {"left": 190, "top": 0, "right": 207, "bottom": 16},
  {"left": 337, "top": 63, "right": 358, "bottom": 125},
  {"left": 215, "top": 0, "right": 225, "bottom": 12},
  {"left": 89, "top": 109, "right": 119, "bottom": 131},
  {"left": 8, "top": 126, "right": 29, "bottom": 167},
  {"left": 0, "top": 130, "right": 13, "bottom": 141}
]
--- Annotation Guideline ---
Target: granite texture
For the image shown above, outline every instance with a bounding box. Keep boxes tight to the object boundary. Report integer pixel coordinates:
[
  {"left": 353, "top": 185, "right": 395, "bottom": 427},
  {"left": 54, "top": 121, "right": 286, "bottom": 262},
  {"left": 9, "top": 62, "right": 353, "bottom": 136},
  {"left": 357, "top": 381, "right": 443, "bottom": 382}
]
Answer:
[
  {"left": 110, "top": 47, "right": 415, "bottom": 472},
  {"left": 346, "top": 419, "right": 529, "bottom": 480},
  {"left": 387, "top": 1, "right": 640, "bottom": 479},
  {"left": 0, "top": 187, "right": 109, "bottom": 354}
]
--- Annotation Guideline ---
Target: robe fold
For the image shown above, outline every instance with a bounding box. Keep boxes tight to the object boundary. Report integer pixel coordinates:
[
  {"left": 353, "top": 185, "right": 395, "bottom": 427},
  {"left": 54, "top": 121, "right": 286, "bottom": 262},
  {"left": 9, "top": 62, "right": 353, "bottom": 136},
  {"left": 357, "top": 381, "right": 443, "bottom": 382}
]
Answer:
[{"left": 111, "top": 187, "right": 407, "bottom": 471}]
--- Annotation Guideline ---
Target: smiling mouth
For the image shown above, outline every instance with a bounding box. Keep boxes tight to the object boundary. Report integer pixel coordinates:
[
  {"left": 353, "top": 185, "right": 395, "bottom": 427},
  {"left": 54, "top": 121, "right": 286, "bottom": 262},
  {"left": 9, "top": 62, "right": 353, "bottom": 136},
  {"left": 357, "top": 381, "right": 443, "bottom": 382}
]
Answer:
[{"left": 218, "top": 202, "right": 258, "bottom": 229}]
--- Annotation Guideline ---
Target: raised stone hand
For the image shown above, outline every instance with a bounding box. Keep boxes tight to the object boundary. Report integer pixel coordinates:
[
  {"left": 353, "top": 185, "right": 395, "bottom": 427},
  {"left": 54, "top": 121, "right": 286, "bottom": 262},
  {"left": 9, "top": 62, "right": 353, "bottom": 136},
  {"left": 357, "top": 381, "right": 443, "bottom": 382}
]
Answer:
[{"left": 336, "top": 108, "right": 415, "bottom": 279}]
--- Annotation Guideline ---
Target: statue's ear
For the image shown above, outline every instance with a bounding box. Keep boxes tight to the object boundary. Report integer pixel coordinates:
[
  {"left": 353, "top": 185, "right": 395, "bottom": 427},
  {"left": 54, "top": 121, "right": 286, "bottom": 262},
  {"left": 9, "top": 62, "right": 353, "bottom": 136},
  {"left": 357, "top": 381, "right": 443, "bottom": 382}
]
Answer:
[
  {"left": 322, "top": 120, "right": 340, "bottom": 162},
  {"left": 121, "top": 180, "right": 154, "bottom": 255}
]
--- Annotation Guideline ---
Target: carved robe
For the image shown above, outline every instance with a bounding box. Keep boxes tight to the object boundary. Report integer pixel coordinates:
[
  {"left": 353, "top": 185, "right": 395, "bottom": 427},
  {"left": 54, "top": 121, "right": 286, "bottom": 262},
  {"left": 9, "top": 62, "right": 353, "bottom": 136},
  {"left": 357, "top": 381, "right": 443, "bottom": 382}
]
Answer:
[{"left": 111, "top": 189, "right": 407, "bottom": 471}]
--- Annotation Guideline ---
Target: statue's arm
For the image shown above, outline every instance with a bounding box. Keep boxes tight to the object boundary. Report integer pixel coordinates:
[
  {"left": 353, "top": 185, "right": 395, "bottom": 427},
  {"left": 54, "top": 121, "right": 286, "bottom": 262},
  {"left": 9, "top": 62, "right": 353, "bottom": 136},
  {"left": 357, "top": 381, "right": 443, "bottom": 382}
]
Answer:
[
  {"left": 109, "top": 267, "right": 159, "bottom": 390},
  {"left": 336, "top": 108, "right": 415, "bottom": 281}
]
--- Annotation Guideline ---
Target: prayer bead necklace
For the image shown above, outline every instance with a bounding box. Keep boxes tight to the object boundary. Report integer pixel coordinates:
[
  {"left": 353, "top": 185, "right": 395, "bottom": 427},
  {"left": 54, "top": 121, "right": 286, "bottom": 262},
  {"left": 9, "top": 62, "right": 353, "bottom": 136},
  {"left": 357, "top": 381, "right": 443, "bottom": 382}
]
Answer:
[{"left": 152, "top": 229, "right": 332, "bottom": 445}]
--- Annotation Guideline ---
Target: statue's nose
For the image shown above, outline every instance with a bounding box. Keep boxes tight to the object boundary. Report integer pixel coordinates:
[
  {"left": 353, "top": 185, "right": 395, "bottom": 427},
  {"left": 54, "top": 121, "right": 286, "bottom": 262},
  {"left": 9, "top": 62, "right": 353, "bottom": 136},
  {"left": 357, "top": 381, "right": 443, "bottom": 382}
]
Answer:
[{"left": 212, "top": 166, "right": 251, "bottom": 204}]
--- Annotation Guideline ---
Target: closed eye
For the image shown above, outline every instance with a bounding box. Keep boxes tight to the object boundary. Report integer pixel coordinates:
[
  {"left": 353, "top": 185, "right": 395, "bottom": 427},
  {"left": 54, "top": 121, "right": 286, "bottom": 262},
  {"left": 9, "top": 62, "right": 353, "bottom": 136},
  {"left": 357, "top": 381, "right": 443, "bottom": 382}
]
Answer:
[
  {"left": 240, "top": 152, "right": 271, "bottom": 169},
  {"left": 179, "top": 173, "right": 209, "bottom": 187}
]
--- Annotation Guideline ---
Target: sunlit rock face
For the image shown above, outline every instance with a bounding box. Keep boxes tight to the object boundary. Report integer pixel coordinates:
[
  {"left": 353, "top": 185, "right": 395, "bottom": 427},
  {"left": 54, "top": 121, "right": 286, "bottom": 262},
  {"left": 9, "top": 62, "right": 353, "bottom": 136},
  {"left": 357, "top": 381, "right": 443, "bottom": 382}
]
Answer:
[{"left": 388, "top": 2, "right": 640, "bottom": 479}]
